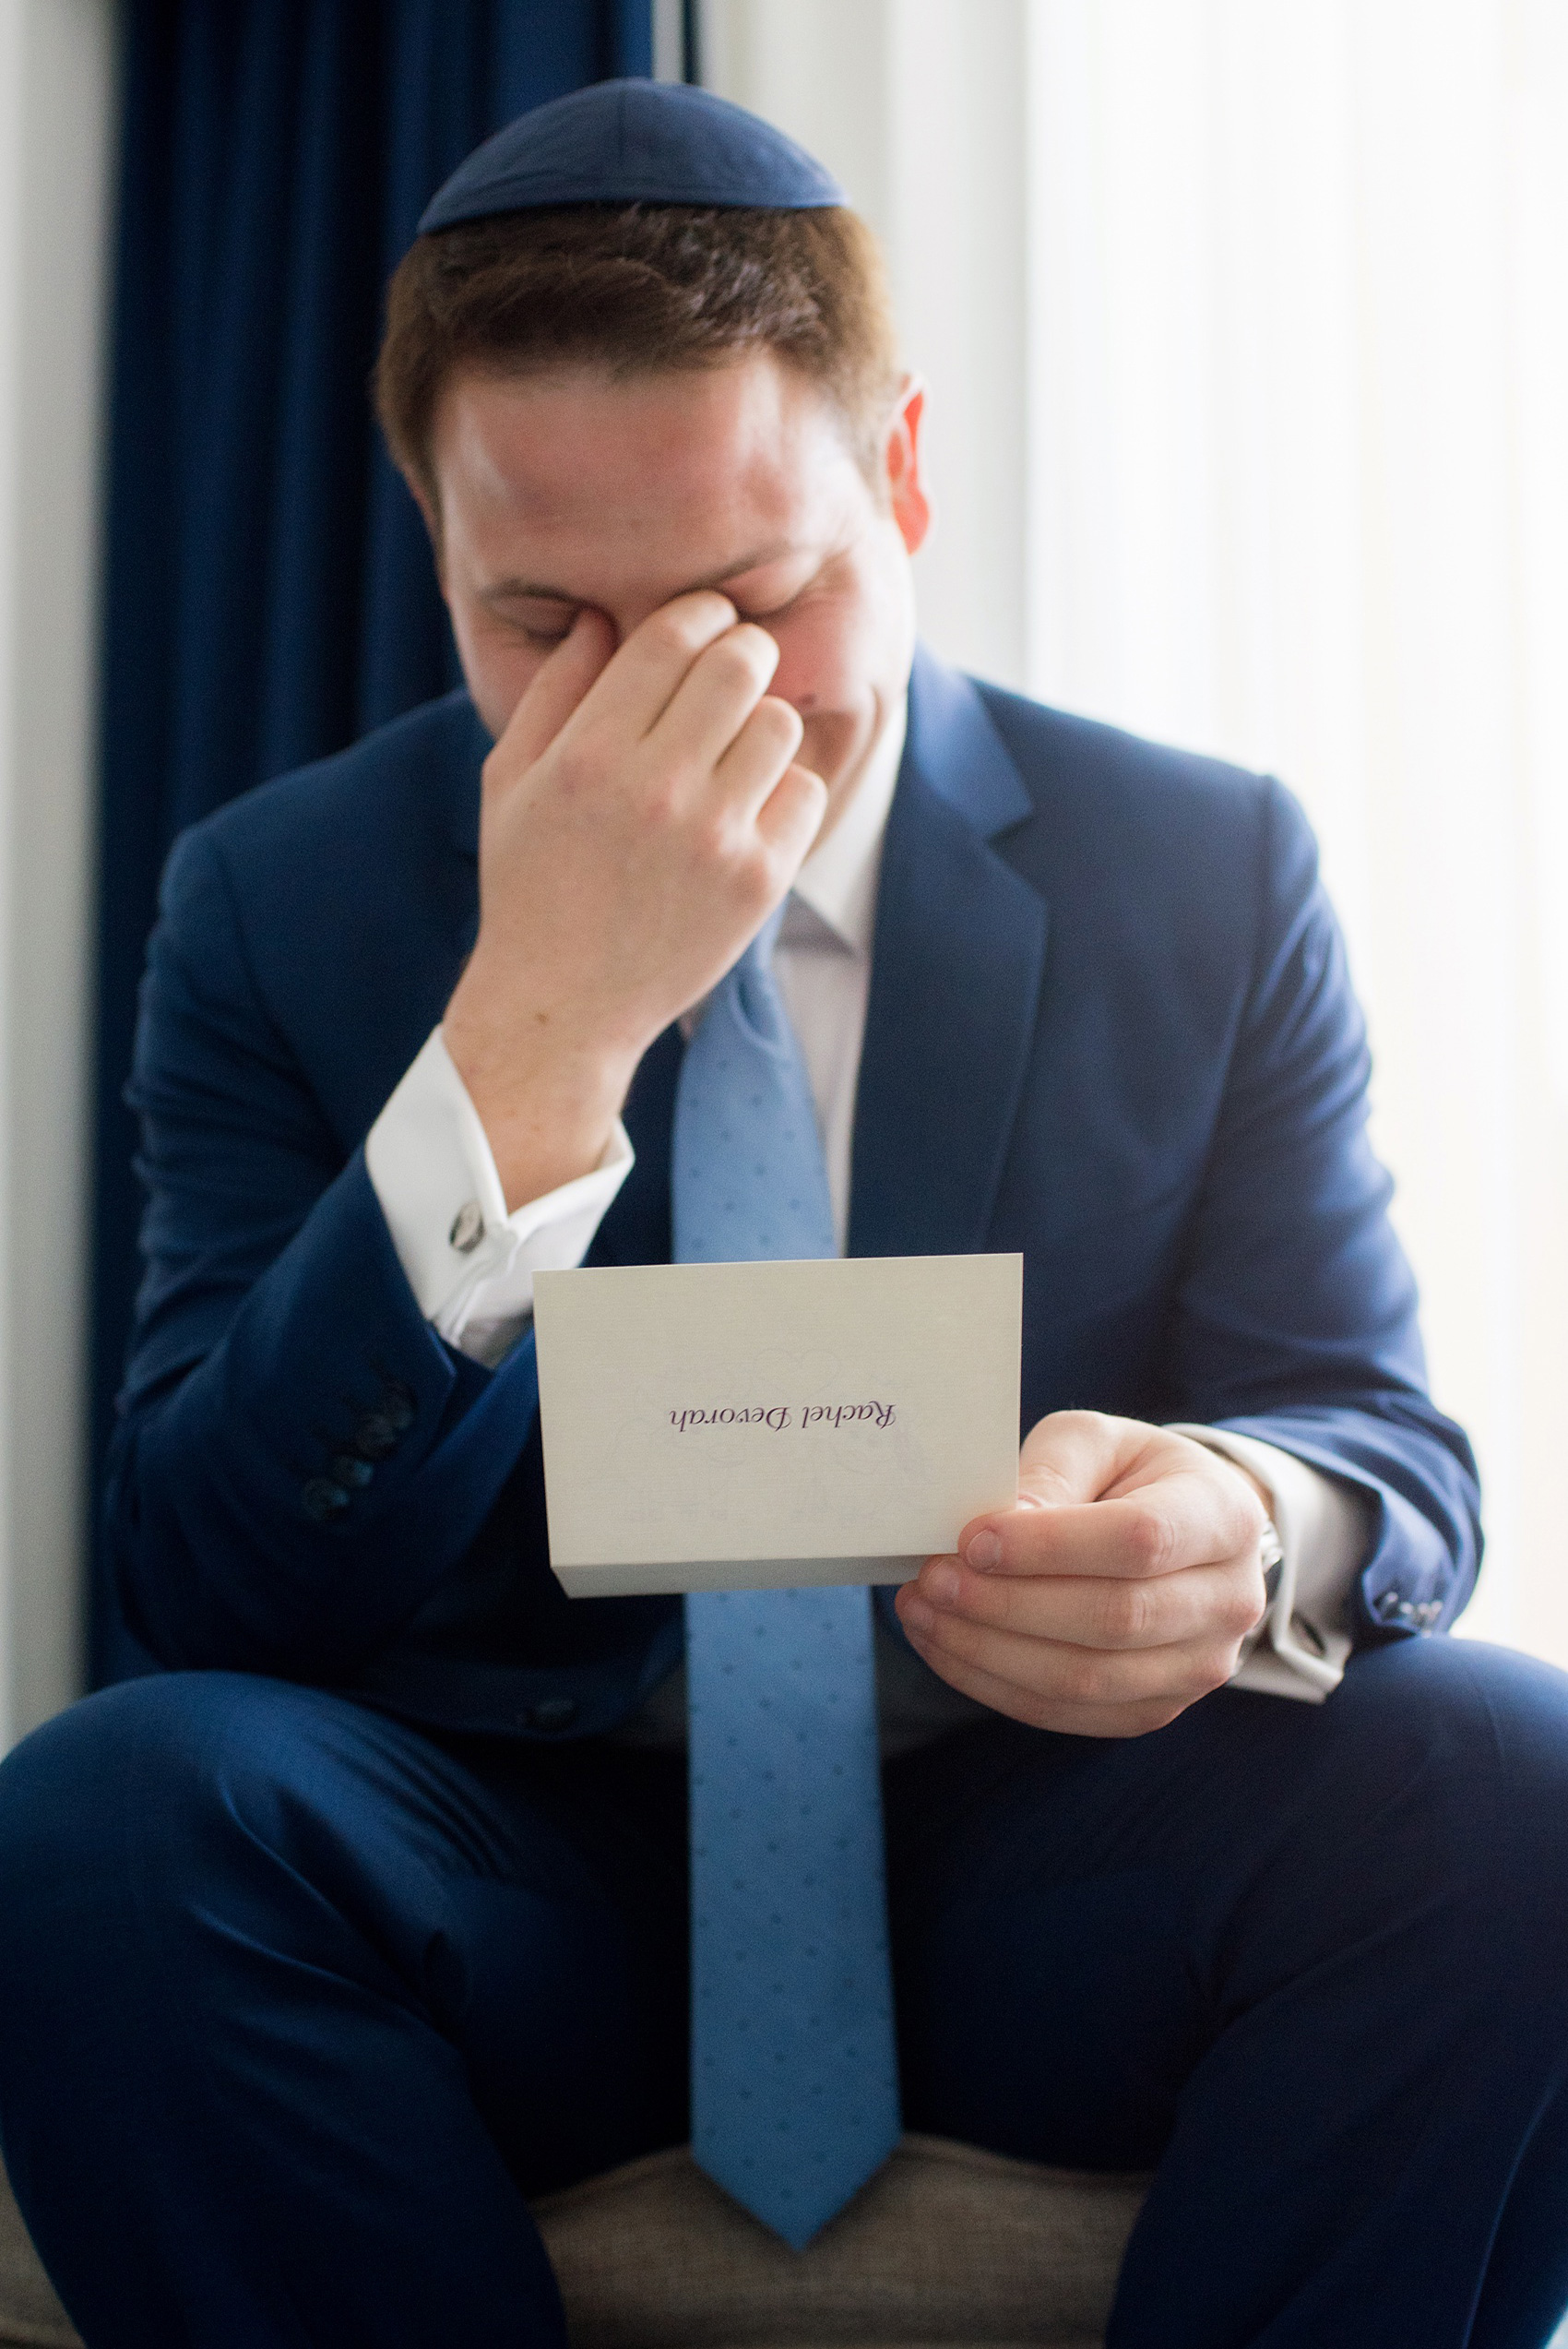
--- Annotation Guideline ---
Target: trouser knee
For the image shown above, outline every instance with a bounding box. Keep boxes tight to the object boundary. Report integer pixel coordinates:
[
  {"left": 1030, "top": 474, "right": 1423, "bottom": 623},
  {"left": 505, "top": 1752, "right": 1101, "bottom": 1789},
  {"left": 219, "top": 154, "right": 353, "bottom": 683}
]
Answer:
[{"left": 0, "top": 1672, "right": 353, "bottom": 2002}]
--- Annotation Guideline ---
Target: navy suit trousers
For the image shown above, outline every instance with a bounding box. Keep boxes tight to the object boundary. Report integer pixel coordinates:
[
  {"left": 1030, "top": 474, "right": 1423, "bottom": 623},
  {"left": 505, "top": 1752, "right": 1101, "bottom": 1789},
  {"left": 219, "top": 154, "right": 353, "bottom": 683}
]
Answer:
[{"left": 2, "top": 1636, "right": 1567, "bottom": 2348}]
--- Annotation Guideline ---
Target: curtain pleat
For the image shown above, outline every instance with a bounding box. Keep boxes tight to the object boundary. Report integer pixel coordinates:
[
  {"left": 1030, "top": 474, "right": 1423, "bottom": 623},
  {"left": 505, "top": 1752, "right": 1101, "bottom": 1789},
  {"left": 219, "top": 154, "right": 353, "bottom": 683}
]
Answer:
[{"left": 90, "top": 0, "right": 654, "bottom": 1683}]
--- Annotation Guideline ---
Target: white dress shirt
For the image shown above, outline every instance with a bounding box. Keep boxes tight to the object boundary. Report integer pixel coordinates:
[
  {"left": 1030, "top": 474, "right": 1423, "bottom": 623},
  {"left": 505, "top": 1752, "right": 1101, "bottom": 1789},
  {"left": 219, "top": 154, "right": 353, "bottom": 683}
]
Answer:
[{"left": 365, "top": 698, "right": 1369, "bottom": 1716}]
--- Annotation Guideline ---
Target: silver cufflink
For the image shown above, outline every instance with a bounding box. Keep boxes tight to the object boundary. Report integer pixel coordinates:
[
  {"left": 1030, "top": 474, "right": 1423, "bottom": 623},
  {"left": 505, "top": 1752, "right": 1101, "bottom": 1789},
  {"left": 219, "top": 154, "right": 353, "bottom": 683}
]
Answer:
[{"left": 449, "top": 1199, "right": 485, "bottom": 1254}]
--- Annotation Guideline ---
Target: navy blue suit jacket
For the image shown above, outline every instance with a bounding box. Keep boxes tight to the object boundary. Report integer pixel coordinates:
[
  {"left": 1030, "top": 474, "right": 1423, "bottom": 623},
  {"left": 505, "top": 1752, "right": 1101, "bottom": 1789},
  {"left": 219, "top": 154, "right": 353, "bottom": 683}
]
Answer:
[{"left": 108, "top": 649, "right": 1480, "bottom": 1739}]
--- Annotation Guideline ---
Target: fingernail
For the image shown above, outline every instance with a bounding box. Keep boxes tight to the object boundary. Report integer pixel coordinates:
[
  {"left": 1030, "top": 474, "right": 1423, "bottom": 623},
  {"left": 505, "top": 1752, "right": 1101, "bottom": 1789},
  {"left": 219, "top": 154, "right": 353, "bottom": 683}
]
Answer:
[
  {"left": 924, "top": 1563, "right": 961, "bottom": 1608},
  {"left": 966, "top": 1530, "right": 1003, "bottom": 1570},
  {"left": 902, "top": 1595, "right": 936, "bottom": 1635}
]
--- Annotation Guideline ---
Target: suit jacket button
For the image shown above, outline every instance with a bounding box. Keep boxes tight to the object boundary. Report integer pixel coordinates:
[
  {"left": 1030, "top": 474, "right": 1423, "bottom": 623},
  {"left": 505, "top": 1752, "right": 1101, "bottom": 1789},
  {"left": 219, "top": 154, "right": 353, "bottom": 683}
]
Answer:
[
  {"left": 382, "top": 1380, "right": 416, "bottom": 1432},
  {"left": 330, "top": 1454, "right": 374, "bottom": 1489},
  {"left": 526, "top": 1699, "right": 577, "bottom": 1733},
  {"left": 303, "top": 1478, "right": 350, "bottom": 1523},
  {"left": 354, "top": 1412, "right": 398, "bottom": 1461}
]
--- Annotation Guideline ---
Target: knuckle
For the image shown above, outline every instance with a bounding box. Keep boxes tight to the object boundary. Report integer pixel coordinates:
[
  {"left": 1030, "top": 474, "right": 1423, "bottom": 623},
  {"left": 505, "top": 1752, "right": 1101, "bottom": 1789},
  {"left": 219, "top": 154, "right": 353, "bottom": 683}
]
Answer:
[
  {"left": 932, "top": 1608, "right": 981, "bottom": 1658},
  {"left": 1123, "top": 1505, "right": 1174, "bottom": 1576},
  {"left": 729, "top": 619, "right": 777, "bottom": 661},
  {"left": 1056, "top": 1407, "right": 1111, "bottom": 1443},
  {"left": 1098, "top": 1580, "right": 1150, "bottom": 1645},
  {"left": 1229, "top": 1580, "right": 1267, "bottom": 1638},
  {"left": 749, "top": 695, "right": 803, "bottom": 750},
  {"left": 661, "top": 591, "right": 731, "bottom": 640},
  {"left": 641, "top": 774, "right": 683, "bottom": 828},
  {"left": 645, "top": 606, "right": 700, "bottom": 661},
  {"left": 1189, "top": 1646, "right": 1237, "bottom": 1698},
  {"left": 707, "top": 629, "right": 772, "bottom": 690},
  {"left": 1236, "top": 1495, "right": 1267, "bottom": 1550},
  {"left": 1059, "top": 1650, "right": 1115, "bottom": 1707},
  {"left": 989, "top": 1580, "right": 1031, "bottom": 1635}
]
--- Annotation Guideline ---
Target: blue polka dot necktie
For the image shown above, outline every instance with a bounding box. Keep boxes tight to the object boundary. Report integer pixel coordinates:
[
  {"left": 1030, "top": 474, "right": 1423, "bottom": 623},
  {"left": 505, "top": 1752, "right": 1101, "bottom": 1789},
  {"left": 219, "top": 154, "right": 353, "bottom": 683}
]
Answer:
[{"left": 673, "top": 911, "right": 901, "bottom": 2249}]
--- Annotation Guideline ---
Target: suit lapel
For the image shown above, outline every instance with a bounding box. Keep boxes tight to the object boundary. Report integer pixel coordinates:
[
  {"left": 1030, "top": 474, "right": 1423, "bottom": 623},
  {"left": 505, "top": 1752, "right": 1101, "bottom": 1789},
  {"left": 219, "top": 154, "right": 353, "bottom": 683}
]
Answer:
[{"left": 849, "top": 649, "right": 1049, "bottom": 1259}]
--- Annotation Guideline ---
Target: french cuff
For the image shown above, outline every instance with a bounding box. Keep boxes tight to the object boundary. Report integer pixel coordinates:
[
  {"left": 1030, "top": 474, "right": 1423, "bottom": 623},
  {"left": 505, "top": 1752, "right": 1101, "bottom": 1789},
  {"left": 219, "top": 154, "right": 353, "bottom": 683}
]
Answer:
[
  {"left": 364, "top": 1026, "right": 634, "bottom": 1368},
  {"left": 1168, "top": 1425, "right": 1372, "bottom": 1704}
]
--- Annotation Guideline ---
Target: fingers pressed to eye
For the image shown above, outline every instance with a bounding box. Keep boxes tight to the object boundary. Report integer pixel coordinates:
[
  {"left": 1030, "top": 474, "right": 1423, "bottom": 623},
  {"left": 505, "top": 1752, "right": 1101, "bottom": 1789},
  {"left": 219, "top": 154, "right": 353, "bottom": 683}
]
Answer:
[
  {"left": 909, "top": 1555, "right": 1255, "bottom": 1651},
  {"left": 577, "top": 590, "right": 742, "bottom": 740},
  {"left": 646, "top": 621, "right": 784, "bottom": 772},
  {"left": 754, "top": 763, "right": 828, "bottom": 865},
  {"left": 709, "top": 695, "right": 806, "bottom": 821},
  {"left": 494, "top": 607, "right": 618, "bottom": 774}
]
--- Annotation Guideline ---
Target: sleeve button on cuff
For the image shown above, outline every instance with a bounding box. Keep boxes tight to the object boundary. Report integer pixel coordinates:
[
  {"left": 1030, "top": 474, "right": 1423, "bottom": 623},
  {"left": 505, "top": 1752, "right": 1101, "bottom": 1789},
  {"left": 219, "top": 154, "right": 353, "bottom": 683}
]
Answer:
[
  {"left": 382, "top": 1380, "right": 416, "bottom": 1430},
  {"left": 302, "top": 1478, "right": 350, "bottom": 1523}
]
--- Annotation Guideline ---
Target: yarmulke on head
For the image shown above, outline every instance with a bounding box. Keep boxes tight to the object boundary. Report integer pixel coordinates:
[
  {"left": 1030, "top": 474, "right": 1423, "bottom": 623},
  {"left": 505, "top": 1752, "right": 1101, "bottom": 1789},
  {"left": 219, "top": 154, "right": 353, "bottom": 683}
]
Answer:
[
  {"left": 380, "top": 81, "right": 898, "bottom": 521},
  {"left": 418, "top": 79, "right": 848, "bottom": 235}
]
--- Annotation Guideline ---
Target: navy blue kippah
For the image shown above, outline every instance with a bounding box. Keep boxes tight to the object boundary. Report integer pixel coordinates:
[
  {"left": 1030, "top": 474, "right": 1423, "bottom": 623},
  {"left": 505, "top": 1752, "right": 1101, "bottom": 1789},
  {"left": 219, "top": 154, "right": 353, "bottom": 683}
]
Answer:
[{"left": 417, "top": 79, "right": 847, "bottom": 235}]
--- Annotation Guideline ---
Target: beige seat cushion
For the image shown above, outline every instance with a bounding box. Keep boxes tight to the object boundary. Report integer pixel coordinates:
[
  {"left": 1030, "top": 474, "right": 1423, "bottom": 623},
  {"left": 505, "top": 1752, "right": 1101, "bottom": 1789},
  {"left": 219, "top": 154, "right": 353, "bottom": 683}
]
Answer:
[
  {"left": 1, "top": 2136, "right": 1146, "bottom": 2348},
  {"left": 0, "top": 2156, "right": 76, "bottom": 2349},
  {"left": 535, "top": 2137, "right": 1146, "bottom": 2349}
]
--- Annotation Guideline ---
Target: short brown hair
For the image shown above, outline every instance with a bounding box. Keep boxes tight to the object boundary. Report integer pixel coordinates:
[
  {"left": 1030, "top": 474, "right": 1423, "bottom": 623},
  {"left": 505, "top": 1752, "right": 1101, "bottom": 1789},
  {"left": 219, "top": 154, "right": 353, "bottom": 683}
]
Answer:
[{"left": 375, "top": 204, "right": 902, "bottom": 510}]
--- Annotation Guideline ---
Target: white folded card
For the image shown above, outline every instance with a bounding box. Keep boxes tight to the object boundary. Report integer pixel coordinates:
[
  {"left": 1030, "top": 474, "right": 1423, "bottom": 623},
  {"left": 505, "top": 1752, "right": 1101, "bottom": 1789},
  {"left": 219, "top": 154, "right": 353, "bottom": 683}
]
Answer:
[{"left": 532, "top": 1252, "right": 1022, "bottom": 1598}]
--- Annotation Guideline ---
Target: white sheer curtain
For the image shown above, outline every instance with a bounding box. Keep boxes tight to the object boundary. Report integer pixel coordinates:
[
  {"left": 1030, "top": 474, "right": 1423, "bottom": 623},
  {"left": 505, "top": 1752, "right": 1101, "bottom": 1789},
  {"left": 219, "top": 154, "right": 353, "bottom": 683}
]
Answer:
[
  {"left": 1023, "top": 0, "right": 1568, "bottom": 1662},
  {"left": 703, "top": 0, "right": 1568, "bottom": 1667}
]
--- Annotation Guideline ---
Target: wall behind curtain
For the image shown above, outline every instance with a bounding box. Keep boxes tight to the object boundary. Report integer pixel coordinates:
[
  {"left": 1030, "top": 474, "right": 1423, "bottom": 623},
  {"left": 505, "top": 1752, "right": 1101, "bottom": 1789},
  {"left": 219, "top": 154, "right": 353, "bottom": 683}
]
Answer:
[{"left": 91, "top": 0, "right": 655, "bottom": 1684}]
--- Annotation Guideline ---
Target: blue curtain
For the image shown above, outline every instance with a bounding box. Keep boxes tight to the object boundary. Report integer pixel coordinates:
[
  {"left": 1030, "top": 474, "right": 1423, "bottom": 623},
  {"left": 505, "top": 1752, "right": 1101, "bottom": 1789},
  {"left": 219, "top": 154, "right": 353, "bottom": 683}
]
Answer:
[{"left": 90, "top": 0, "right": 659, "bottom": 1683}]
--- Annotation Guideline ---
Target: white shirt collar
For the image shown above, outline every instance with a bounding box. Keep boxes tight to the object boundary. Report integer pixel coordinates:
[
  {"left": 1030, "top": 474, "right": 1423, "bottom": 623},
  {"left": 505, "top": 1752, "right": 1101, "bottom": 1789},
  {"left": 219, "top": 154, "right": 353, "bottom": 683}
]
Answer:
[{"left": 786, "top": 695, "right": 908, "bottom": 959}]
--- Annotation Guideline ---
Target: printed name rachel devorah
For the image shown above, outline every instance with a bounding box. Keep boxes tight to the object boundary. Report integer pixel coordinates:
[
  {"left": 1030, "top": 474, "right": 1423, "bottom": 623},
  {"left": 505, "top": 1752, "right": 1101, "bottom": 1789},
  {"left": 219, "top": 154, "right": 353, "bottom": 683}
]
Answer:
[
  {"left": 669, "top": 1401, "right": 897, "bottom": 1434},
  {"left": 530, "top": 1252, "right": 1021, "bottom": 1595}
]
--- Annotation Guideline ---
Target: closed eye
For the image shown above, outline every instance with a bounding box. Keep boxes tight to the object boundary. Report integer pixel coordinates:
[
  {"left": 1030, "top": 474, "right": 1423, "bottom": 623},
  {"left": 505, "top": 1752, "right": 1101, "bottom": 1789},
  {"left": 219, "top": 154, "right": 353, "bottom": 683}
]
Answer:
[{"left": 482, "top": 594, "right": 581, "bottom": 648}]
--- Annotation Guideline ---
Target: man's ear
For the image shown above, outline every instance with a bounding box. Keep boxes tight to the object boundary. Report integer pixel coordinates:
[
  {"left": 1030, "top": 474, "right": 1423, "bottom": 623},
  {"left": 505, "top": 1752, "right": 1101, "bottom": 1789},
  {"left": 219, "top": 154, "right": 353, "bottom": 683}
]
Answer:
[{"left": 884, "top": 376, "right": 931, "bottom": 556}]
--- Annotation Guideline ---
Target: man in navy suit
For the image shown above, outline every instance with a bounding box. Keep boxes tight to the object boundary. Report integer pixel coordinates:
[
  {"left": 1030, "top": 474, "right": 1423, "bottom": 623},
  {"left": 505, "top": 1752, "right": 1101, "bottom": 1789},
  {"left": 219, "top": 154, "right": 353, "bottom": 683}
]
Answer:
[{"left": 2, "top": 80, "right": 1567, "bottom": 2349}]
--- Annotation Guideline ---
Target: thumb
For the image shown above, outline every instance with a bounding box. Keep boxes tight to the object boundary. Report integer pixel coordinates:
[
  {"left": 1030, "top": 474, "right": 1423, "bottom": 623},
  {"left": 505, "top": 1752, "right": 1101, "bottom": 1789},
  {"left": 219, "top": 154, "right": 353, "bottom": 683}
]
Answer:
[
  {"left": 951, "top": 1410, "right": 1146, "bottom": 1574},
  {"left": 1015, "top": 1409, "right": 1146, "bottom": 1508},
  {"left": 491, "top": 608, "right": 617, "bottom": 781}
]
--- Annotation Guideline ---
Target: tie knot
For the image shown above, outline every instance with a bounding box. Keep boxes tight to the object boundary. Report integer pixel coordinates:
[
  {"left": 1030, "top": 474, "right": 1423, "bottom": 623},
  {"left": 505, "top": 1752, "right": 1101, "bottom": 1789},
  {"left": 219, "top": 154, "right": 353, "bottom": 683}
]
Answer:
[{"left": 672, "top": 892, "right": 836, "bottom": 1265}]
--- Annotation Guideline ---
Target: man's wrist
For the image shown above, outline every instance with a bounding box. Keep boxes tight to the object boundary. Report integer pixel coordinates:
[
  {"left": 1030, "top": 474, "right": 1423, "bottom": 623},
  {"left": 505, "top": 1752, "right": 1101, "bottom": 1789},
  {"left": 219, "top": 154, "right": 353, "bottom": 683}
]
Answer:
[{"left": 440, "top": 1010, "right": 635, "bottom": 1213}]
